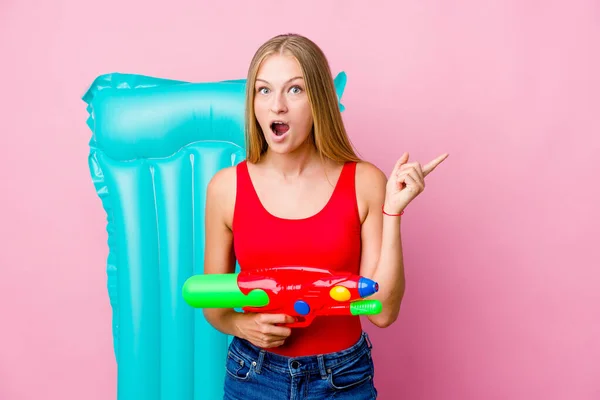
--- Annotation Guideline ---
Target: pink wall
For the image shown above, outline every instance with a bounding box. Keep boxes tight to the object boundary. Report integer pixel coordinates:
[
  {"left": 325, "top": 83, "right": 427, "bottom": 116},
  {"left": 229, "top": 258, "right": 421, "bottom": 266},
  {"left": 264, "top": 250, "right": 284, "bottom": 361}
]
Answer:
[{"left": 1, "top": 1, "right": 598, "bottom": 399}]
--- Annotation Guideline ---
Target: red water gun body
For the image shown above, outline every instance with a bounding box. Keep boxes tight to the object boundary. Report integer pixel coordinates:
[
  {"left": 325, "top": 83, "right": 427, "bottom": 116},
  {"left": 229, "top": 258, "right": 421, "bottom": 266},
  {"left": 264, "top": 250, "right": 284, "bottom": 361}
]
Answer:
[{"left": 237, "top": 266, "right": 381, "bottom": 327}]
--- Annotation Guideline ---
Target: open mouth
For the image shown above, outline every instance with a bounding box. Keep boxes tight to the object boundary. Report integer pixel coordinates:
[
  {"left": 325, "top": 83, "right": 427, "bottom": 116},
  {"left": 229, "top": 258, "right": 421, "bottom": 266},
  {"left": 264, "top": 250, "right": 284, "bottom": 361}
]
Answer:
[{"left": 270, "top": 121, "right": 290, "bottom": 136}]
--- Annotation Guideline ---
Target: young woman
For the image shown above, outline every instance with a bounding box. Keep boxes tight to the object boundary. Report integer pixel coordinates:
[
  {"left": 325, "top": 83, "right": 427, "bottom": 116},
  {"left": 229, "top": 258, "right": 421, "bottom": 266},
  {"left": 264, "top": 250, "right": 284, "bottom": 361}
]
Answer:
[{"left": 203, "top": 33, "right": 448, "bottom": 399}]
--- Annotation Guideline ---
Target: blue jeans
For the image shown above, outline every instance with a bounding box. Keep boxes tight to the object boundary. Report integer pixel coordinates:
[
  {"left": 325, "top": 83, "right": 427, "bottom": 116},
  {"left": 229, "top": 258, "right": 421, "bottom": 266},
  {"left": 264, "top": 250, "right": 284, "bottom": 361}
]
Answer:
[{"left": 223, "top": 331, "right": 378, "bottom": 399}]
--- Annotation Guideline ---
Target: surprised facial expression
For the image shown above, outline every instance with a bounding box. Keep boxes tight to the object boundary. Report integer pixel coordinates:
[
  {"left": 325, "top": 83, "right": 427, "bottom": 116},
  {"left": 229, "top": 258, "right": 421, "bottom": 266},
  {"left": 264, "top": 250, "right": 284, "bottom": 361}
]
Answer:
[{"left": 254, "top": 53, "right": 314, "bottom": 154}]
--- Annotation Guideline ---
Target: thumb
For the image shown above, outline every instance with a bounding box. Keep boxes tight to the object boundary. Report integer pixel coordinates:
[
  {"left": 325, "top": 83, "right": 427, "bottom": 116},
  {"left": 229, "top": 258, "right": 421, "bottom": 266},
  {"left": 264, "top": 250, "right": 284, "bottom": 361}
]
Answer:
[{"left": 392, "top": 152, "right": 409, "bottom": 175}]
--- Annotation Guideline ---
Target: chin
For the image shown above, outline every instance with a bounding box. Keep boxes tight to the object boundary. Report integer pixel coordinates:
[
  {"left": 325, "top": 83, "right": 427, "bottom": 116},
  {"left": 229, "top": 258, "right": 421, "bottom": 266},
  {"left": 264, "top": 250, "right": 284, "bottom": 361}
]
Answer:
[
  {"left": 265, "top": 142, "right": 297, "bottom": 155},
  {"left": 268, "top": 139, "right": 313, "bottom": 156}
]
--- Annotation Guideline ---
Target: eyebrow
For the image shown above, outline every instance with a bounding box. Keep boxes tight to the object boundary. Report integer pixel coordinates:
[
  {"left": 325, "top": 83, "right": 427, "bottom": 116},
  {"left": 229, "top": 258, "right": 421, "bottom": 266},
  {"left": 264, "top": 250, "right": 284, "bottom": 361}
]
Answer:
[{"left": 255, "top": 76, "right": 304, "bottom": 85}]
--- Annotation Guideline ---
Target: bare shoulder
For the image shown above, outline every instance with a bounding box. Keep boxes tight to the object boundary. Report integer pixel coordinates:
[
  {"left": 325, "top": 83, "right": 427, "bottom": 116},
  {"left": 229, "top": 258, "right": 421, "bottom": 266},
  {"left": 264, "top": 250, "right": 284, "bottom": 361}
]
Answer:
[
  {"left": 206, "top": 165, "right": 237, "bottom": 228},
  {"left": 356, "top": 161, "right": 387, "bottom": 186},
  {"left": 355, "top": 161, "right": 388, "bottom": 222},
  {"left": 208, "top": 165, "right": 237, "bottom": 191}
]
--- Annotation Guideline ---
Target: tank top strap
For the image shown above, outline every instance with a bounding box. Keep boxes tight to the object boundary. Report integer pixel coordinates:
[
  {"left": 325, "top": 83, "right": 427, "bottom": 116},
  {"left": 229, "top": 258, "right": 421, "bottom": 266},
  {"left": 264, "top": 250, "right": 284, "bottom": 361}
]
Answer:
[
  {"left": 334, "top": 161, "right": 357, "bottom": 196},
  {"left": 327, "top": 161, "right": 358, "bottom": 211},
  {"left": 235, "top": 160, "right": 250, "bottom": 192},
  {"left": 339, "top": 161, "right": 357, "bottom": 186}
]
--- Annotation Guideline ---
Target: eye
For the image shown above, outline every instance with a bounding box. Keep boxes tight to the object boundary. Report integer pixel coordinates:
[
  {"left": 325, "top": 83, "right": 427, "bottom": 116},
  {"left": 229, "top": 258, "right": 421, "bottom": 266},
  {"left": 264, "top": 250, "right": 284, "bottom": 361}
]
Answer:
[
  {"left": 289, "top": 85, "right": 302, "bottom": 94},
  {"left": 257, "top": 87, "right": 270, "bottom": 95}
]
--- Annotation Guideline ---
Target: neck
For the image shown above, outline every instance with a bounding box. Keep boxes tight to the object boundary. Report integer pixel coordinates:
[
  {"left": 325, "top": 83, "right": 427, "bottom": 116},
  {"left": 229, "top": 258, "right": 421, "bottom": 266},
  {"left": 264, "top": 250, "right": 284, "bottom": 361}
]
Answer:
[{"left": 262, "top": 141, "right": 321, "bottom": 178}]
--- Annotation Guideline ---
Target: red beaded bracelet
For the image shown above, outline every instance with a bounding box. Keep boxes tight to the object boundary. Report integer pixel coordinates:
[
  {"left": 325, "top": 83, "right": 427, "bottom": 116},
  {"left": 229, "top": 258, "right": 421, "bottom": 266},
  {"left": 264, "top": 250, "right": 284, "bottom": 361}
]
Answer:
[{"left": 382, "top": 205, "right": 404, "bottom": 216}]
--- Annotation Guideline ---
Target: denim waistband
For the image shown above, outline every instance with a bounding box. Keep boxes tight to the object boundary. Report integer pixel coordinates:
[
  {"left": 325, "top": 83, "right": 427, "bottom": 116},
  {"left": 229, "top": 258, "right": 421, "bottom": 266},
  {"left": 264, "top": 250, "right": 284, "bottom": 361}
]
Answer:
[{"left": 229, "top": 331, "right": 373, "bottom": 376}]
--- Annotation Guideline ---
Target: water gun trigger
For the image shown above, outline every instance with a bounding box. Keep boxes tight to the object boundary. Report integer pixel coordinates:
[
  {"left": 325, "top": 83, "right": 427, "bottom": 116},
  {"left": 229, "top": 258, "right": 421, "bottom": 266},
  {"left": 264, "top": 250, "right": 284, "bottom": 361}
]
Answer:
[
  {"left": 279, "top": 315, "right": 314, "bottom": 328},
  {"left": 267, "top": 299, "right": 313, "bottom": 328}
]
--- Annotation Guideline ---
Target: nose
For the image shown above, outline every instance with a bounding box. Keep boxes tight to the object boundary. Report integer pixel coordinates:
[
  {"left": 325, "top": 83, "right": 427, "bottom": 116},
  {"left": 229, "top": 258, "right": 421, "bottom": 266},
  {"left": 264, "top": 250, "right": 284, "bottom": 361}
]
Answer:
[
  {"left": 270, "top": 93, "right": 287, "bottom": 114},
  {"left": 358, "top": 277, "right": 379, "bottom": 298}
]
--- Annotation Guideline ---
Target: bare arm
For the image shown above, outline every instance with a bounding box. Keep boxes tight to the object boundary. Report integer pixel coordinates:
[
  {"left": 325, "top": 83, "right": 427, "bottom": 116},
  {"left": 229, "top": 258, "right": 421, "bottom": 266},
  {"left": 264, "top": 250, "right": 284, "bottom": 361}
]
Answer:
[
  {"left": 358, "top": 153, "right": 448, "bottom": 328},
  {"left": 201, "top": 167, "right": 242, "bottom": 336},
  {"left": 357, "top": 163, "right": 405, "bottom": 328}
]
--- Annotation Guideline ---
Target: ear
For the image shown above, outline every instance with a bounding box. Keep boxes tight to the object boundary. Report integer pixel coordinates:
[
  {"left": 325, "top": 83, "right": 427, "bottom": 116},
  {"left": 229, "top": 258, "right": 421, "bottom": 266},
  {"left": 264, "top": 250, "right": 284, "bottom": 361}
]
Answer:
[{"left": 333, "top": 71, "right": 347, "bottom": 112}]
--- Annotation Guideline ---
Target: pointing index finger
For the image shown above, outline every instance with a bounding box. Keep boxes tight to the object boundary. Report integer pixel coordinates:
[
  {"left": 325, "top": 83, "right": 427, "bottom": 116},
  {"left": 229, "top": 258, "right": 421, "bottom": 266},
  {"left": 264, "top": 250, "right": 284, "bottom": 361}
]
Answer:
[{"left": 423, "top": 153, "right": 449, "bottom": 177}]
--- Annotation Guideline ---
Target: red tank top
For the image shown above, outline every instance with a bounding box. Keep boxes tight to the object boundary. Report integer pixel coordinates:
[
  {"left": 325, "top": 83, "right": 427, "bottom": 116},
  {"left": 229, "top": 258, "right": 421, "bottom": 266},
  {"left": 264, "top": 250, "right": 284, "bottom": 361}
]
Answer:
[{"left": 232, "top": 160, "right": 363, "bottom": 357}]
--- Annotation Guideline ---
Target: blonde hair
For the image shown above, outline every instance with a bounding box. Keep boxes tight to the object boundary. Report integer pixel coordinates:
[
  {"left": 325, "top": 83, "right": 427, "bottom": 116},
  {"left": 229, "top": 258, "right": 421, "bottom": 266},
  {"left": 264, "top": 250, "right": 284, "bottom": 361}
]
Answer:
[{"left": 244, "top": 33, "right": 361, "bottom": 164}]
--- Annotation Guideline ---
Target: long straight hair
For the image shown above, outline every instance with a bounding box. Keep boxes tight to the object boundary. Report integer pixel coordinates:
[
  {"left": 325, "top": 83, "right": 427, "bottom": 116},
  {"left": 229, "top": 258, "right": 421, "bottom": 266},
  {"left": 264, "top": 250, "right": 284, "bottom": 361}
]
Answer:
[{"left": 244, "top": 33, "right": 361, "bottom": 164}]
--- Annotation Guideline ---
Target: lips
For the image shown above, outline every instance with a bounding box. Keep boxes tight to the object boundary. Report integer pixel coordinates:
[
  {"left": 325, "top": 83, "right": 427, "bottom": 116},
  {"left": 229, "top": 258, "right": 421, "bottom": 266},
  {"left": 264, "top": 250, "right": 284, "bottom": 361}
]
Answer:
[{"left": 270, "top": 121, "right": 290, "bottom": 136}]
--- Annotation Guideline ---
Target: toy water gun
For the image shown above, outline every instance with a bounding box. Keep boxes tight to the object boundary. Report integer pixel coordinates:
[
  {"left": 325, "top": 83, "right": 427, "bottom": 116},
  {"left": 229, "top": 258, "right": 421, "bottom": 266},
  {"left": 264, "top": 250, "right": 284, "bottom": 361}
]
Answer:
[{"left": 182, "top": 266, "right": 382, "bottom": 328}]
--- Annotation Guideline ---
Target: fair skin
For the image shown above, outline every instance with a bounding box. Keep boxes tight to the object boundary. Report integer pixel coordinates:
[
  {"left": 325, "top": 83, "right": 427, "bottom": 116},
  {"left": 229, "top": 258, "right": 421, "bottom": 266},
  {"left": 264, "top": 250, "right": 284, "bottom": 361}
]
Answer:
[{"left": 203, "top": 52, "right": 448, "bottom": 349}]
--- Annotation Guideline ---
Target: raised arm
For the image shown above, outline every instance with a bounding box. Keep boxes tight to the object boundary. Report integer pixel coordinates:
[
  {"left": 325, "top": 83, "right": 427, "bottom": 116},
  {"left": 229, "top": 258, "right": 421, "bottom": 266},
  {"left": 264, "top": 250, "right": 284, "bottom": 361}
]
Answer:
[
  {"left": 356, "top": 162, "right": 404, "bottom": 328},
  {"left": 357, "top": 152, "right": 448, "bottom": 328}
]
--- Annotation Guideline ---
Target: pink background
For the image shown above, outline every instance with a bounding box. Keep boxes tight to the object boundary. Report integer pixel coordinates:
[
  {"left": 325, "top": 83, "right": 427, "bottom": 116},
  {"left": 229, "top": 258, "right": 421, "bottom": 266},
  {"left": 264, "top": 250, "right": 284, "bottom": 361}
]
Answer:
[{"left": 1, "top": 1, "right": 599, "bottom": 399}]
